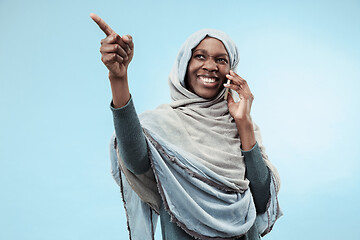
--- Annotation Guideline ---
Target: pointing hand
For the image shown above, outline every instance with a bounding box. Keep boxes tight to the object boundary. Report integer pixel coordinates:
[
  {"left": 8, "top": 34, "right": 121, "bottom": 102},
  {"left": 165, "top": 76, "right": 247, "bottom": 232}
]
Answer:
[{"left": 90, "top": 13, "right": 134, "bottom": 80}]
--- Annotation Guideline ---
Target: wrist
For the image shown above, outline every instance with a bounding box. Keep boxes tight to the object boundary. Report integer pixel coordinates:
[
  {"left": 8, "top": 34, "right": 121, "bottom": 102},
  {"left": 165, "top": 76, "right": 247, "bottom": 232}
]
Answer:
[
  {"left": 235, "top": 119, "right": 256, "bottom": 151},
  {"left": 109, "top": 73, "right": 130, "bottom": 109},
  {"left": 235, "top": 118, "right": 253, "bottom": 130},
  {"left": 232, "top": 112, "right": 252, "bottom": 122},
  {"left": 109, "top": 71, "right": 127, "bottom": 82}
]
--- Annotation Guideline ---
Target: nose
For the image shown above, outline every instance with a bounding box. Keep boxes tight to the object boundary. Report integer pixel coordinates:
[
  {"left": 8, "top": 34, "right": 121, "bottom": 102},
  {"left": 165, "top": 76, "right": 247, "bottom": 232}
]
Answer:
[{"left": 203, "top": 58, "right": 218, "bottom": 72}]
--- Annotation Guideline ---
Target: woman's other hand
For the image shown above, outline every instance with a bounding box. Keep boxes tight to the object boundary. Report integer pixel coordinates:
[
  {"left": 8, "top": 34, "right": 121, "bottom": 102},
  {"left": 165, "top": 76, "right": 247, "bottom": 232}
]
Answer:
[
  {"left": 224, "top": 70, "right": 256, "bottom": 150},
  {"left": 90, "top": 13, "right": 134, "bottom": 81},
  {"left": 224, "top": 70, "right": 254, "bottom": 122}
]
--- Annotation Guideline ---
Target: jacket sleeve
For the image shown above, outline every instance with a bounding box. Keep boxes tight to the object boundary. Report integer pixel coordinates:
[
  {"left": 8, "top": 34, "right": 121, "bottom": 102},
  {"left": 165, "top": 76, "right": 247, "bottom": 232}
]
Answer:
[{"left": 110, "top": 96, "right": 150, "bottom": 175}]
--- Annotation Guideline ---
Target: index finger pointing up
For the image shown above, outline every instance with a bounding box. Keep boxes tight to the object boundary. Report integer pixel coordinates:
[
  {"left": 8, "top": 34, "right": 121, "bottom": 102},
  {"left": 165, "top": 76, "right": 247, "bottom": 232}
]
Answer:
[{"left": 90, "top": 13, "right": 115, "bottom": 36}]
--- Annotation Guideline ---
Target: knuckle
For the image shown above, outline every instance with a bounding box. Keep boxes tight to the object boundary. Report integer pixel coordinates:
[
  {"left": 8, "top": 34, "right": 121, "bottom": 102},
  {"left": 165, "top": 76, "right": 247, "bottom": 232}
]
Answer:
[
  {"left": 100, "top": 46, "right": 106, "bottom": 53},
  {"left": 106, "top": 35, "right": 113, "bottom": 42},
  {"left": 114, "top": 34, "right": 120, "bottom": 41}
]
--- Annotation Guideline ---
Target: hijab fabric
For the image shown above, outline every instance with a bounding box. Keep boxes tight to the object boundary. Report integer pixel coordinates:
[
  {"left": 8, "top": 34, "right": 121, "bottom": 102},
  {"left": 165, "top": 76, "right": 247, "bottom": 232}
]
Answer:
[{"left": 110, "top": 29, "right": 281, "bottom": 240}]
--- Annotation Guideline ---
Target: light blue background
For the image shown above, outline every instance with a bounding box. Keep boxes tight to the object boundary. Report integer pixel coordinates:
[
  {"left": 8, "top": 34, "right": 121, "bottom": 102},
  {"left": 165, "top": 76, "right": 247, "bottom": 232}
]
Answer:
[{"left": 1, "top": 0, "right": 359, "bottom": 239}]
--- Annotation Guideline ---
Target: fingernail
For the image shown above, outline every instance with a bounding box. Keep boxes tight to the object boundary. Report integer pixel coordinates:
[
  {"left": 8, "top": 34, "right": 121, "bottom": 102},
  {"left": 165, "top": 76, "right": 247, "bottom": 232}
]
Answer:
[{"left": 123, "top": 35, "right": 129, "bottom": 41}]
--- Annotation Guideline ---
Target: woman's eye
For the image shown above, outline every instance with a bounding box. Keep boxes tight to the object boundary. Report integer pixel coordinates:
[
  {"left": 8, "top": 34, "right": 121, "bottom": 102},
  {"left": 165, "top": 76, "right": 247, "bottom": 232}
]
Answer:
[
  {"left": 217, "top": 58, "right": 228, "bottom": 63},
  {"left": 194, "top": 54, "right": 205, "bottom": 59}
]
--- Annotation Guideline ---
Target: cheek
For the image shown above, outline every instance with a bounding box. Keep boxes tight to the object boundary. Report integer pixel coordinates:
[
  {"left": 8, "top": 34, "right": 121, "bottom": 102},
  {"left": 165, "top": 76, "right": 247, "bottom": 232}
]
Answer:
[
  {"left": 185, "top": 65, "right": 194, "bottom": 89},
  {"left": 224, "top": 63, "right": 231, "bottom": 71},
  {"left": 220, "top": 65, "right": 231, "bottom": 76},
  {"left": 187, "top": 60, "right": 200, "bottom": 73},
  {"left": 186, "top": 61, "right": 200, "bottom": 83}
]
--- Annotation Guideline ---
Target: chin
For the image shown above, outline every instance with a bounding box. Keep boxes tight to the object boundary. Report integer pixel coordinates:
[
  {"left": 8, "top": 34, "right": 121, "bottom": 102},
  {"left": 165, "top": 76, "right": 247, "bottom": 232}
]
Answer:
[{"left": 196, "top": 89, "right": 223, "bottom": 99}]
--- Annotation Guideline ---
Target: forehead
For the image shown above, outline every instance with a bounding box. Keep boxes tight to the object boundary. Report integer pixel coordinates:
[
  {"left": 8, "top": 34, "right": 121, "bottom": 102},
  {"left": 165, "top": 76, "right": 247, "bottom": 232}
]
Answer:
[{"left": 193, "top": 37, "right": 228, "bottom": 55}]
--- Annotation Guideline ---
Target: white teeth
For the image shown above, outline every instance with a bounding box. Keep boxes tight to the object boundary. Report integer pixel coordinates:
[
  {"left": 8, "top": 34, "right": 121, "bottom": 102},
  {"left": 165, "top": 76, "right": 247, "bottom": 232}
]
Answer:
[{"left": 200, "top": 76, "right": 216, "bottom": 83}]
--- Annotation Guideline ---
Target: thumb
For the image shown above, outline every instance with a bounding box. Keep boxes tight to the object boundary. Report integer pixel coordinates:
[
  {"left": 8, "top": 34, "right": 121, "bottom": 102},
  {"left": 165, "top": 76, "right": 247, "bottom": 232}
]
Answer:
[
  {"left": 122, "top": 35, "right": 130, "bottom": 42},
  {"left": 122, "top": 35, "right": 133, "bottom": 47}
]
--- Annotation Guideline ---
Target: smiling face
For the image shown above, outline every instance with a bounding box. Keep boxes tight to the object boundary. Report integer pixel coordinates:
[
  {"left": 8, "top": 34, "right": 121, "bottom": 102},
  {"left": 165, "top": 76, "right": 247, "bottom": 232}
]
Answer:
[{"left": 185, "top": 37, "right": 231, "bottom": 99}]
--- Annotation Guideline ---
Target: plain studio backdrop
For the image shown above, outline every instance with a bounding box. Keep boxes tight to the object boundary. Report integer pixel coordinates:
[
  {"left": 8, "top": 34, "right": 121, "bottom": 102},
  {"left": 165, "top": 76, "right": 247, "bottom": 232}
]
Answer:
[{"left": 1, "top": 0, "right": 359, "bottom": 239}]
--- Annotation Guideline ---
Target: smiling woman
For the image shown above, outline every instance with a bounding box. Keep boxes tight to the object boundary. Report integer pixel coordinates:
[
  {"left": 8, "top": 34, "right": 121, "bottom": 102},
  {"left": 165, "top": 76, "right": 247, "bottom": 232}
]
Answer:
[{"left": 90, "top": 13, "right": 282, "bottom": 240}]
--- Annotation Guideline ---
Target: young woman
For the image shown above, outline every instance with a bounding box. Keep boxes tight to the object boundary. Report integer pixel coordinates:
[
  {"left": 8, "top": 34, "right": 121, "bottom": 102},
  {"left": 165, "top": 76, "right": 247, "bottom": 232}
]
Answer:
[{"left": 91, "top": 13, "right": 281, "bottom": 240}]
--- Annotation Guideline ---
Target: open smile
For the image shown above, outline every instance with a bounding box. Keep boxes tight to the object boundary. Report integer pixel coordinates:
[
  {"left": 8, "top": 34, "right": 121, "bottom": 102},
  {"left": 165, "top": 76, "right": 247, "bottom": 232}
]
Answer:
[{"left": 197, "top": 75, "right": 219, "bottom": 86}]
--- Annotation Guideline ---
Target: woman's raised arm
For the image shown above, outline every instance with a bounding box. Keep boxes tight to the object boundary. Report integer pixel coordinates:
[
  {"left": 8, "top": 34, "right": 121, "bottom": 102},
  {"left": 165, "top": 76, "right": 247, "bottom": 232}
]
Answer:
[{"left": 91, "top": 14, "right": 150, "bottom": 174}]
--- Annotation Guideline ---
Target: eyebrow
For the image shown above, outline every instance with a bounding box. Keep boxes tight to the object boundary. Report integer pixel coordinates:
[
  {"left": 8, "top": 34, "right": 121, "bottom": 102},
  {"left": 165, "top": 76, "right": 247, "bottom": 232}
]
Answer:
[{"left": 193, "top": 49, "right": 229, "bottom": 57}]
